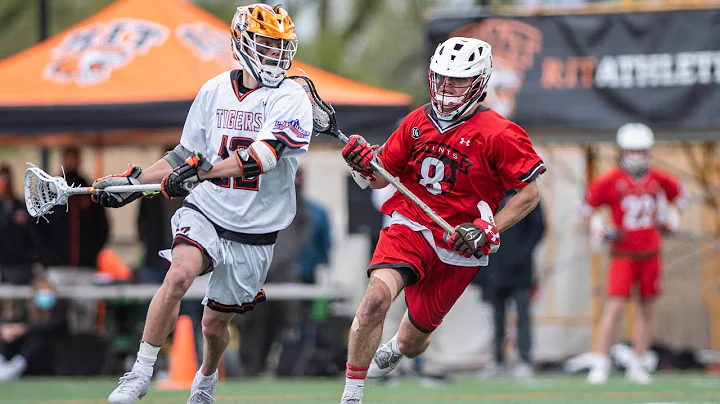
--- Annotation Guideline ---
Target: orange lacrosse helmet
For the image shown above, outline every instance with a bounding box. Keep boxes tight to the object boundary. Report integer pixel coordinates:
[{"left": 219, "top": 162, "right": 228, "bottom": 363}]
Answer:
[{"left": 231, "top": 4, "right": 297, "bottom": 88}]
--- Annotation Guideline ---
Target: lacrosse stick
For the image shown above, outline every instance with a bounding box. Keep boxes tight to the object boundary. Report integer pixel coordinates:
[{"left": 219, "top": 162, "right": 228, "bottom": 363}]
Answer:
[
  {"left": 289, "top": 75, "right": 484, "bottom": 259},
  {"left": 24, "top": 164, "right": 161, "bottom": 219}
]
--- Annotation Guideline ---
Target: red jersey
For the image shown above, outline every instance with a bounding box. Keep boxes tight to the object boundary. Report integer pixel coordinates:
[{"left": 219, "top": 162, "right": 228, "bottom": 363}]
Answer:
[
  {"left": 378, "top": 104, "right": 545, "bottom": 251},
  {"left": 584, "top": 165, "right": 684, "bottom": 254}
]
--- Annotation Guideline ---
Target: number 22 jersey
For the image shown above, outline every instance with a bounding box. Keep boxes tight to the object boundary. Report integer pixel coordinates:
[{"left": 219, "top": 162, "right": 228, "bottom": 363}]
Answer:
[
  {"left": 377, "top": 104, "right": 546, "bottom": 266},
  {"left": 584, "top": 166, "right": 684, "bottom": 254}
]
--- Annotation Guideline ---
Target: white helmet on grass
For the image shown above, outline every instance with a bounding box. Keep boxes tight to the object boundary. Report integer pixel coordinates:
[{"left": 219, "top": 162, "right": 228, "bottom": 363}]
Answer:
[{"left": 428, "top": 37, "right": 492, "bottom": 121}]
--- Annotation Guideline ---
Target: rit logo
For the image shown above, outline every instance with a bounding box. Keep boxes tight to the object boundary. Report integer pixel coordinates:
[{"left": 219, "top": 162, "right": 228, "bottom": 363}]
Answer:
[{"left": 460, "top": 138, "right": 470, "bottom": 146}]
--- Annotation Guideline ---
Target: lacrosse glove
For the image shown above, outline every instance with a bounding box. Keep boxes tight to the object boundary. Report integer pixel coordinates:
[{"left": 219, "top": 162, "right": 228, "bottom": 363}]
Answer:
[
  {"left": 161, "top": 154, "right": 212, "bottom": 198},
  {"left": 92, "top": 164, "right": 143, "bottom": 208},
  {"left": 447, "top": 218, "right": 500, "bottom": 258},
  {"left": 342, "top": 135, "right": 377, "bottom": 174}
]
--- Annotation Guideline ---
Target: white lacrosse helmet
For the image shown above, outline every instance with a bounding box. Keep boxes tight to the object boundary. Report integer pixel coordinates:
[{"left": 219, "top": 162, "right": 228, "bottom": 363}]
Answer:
[
  {"left": 617, "top": 123, "right": 654, "bottom": 175},
  {"left": 230, "top": 4, "right": 297, "bottom": 88},
  {"left": 616, "top": 123, "right": 654, "bottom": 150},
  {"left": 428, "top": 37, "right": 492, "bottom": 121}
]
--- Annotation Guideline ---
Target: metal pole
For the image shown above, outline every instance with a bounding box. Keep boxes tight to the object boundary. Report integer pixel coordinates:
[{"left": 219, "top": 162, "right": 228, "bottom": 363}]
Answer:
[{"left": 39, "top": 0, "right": 50, "bottom": 171}]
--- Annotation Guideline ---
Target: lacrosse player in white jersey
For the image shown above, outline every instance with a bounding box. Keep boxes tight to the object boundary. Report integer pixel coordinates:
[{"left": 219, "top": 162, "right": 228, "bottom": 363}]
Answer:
[{"left": 91, "top": 4, "right": 312, "bottom": 404}]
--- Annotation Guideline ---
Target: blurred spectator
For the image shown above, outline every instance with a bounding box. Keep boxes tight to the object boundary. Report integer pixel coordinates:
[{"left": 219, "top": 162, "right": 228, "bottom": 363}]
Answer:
[
  {"left": 0, "top": 274, "right": 69, "bottom": 380},
  {"left": 235, "top": 166, "right": 331, "bottom": 377},
  {"left": 136, "top": 147, "right": 184, "bottom": 283},
  {"left": 0, "top": 164, "right": 46, "bottom": 284},
  {"left": 295, "top": 167, "right": 331, "bottom": 284},
  {"left": 236, "top": 166, "right": 311, "bottom": 377},
  {"left": 37, "top": 147, "right": 109, "bottom": 269},
  {"left": 476, "top": 189, "right": 545, "bottom": 378}
]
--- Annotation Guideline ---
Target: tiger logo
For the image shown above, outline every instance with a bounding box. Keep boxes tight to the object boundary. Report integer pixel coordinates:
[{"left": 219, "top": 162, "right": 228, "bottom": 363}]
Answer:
[
  {"left": 451, "top": 19, "right": 542, "bottom": 118},
  {"left": 44, "top": 18, "right": 169, "bottom": 87}
]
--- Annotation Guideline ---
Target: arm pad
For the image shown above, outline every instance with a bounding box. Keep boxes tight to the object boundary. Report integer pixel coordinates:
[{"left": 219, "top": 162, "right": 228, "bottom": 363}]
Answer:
[
  {"left": 235, "top": 140, "right": 285, "bottom": 178},
  {"left": 163, "top": 145, "right": 194, "bottom": 169}
]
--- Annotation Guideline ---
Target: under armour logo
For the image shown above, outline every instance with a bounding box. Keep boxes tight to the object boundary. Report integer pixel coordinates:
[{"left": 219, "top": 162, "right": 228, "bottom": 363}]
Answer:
[
  {"left": 177, "top": 226, "right": 191, "bottom": 234},
  {"left": 486, "top": 225, "right": 499, "bottom": 243},
  {"left": 460, "top": 138, "right": 470, "bottom": 146}
]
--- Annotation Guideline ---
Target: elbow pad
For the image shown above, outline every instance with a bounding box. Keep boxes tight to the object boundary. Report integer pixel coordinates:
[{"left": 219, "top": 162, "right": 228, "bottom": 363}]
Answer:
[
  {"left": 235, "top": 140, "right": 285, "bottom": 178},
  {"left": 163, "top": 145, "right": 194, "bottom": 169}
]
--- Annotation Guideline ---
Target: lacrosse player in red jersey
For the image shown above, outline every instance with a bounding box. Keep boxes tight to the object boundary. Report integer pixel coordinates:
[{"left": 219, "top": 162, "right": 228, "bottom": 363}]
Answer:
[
  {"left": 582, "top": 123, "right": 687, "bottom": 385},
  {"left": 90, "top": 5, "right": 313, "bottom": 404},
  {"left": 338, "top": 36, "right": 546, "bottom": 404}
]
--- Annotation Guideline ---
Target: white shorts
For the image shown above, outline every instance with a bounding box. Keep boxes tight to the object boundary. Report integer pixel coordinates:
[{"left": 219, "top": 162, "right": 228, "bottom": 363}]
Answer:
[{"left": 159, "top": 206, "right": 274, "bottom": 313}]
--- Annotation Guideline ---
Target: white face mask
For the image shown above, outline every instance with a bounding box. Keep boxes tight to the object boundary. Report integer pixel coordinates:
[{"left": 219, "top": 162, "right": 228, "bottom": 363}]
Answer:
[{"left": 621, "top": 151, "right": 650, "bottom": 175}]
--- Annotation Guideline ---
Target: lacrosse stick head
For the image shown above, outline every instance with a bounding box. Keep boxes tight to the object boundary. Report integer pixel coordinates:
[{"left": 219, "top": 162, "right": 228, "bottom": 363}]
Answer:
[
  {"left": 288, "top": 75, "right": 340, "bottom": 138},
  {"left": 24, "top": 164, "right": 72, "bottom": 218}
]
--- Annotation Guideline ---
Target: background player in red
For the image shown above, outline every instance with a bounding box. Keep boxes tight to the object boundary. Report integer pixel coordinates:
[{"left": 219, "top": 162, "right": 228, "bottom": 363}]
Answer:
[
  {"left": 338, "top": 37, "right": 546, "bottom": 404},
  {"left": 583, "top": 123, "right": 686, "bottom": 385}
]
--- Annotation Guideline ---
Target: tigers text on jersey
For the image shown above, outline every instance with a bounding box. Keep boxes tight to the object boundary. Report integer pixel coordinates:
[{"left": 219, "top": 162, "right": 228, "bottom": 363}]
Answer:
[
  {"left": 584, "top": 165, "right": 685, "bottom": 254},
  {"left": 378, "top": 104, "right": 546, "bottom": 266},
  {"left": 181, "top": 70, "right": 313, "bottom": 234}
]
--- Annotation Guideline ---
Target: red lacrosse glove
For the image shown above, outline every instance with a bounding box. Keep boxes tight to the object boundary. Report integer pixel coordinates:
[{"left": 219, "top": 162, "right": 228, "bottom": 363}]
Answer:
[
  {"left": 342, "top": 135, "right": 376, "bottom": 174},
  {"left": 447, "top": 218, "right": 500, "bottom": 258}
]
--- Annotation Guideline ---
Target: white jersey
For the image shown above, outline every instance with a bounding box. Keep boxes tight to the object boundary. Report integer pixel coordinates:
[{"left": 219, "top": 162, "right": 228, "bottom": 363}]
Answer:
[{"left": 181, "top": 70, "right": 313, "bottom": 234}]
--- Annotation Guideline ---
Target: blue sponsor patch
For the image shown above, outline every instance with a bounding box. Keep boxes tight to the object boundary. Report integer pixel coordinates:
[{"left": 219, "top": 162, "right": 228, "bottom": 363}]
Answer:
[{"left": 274, "top": 119, "right": 311, "bottom": 139}]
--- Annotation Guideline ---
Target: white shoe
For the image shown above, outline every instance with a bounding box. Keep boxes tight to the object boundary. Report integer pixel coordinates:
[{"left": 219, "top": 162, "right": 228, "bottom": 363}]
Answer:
[
  {"left": 108, "top": 367, "right": 152, "bottom": 404},
  {"left": 0, "top": 356, "right": 26, "bottom": 382},
  {"left": 366, "top": 340, "right": 404, "bottom": 379},
  {"left": 339, "top": 387, "right": 363, "bottom": 404},
  {"left": 477, "top": 362, "right": 504, "bottom": 379},
  {"left": 513, "top": 361, "right": 534, "bottom": 379},
  {"left": 587, "top": 355, "right": 610, "bottom": 385},
  {"left": 626, "top": 365, "right": 652, "bottom": 385},
  {"left": 187, "top": 370, "right": 218, "bottom": 404}
]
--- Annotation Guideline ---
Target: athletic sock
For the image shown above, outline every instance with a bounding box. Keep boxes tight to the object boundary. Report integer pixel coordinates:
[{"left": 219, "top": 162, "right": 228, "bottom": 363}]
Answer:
[
  {"left": 389, "top": 334, "right": 402, "bottom": 356},
  {"left": 134, "top": 341, "right": 160, "bottom": 372},
  {"left": 342, "top": 362, "right": 367, "bottom": 401}
]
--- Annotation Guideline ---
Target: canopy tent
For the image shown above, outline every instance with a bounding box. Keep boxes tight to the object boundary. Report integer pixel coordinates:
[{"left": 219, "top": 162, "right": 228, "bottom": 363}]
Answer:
[{"left": 0, "top": 0, "right": 412, "bottom": 142}]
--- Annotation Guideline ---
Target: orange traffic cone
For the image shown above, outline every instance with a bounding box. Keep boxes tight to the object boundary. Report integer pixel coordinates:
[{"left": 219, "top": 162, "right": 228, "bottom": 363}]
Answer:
[{"left": 158, "top": 315, "right": 198, "bottom": 390}]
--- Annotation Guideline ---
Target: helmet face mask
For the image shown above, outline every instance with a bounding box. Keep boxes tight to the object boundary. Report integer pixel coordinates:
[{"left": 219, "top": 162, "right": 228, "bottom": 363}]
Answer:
[
  {"left": 231, "top": 4, "right": 297, "bottom": 88},
  {"left": 427, "top": 37, "right": 492, "bottom": 121},
  {"left": 621, "top": 150, "right": 650, "bottom": 176},
  {"left": 428, "top": 72, "right": 486, "bottom": 120}
]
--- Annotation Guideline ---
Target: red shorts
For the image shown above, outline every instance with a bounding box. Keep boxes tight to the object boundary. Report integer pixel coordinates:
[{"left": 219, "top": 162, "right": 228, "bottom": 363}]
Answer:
[
  {"left": 369, "top": 224, "right": 480, "bottom": 332},
  {"left": 607, "top": 254, "right": 662, "bottom": 299}
]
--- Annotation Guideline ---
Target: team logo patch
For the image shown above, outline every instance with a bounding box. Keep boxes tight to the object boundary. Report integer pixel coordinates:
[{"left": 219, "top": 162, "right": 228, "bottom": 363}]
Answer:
[
  {"left": 450, "top": 19, "right": 542, "bottom": 118},
  {"left": 411, "top": 127, "right": 421, "bottom": 139},
  {"left": 274, "top": 119, "right": 311, "bottom": 139},
  {"left": 176, "top": 22, "right": 236, "bottom": 70},
  {"left": 43, "top": 18, "right": 169, "bottom": 87}
]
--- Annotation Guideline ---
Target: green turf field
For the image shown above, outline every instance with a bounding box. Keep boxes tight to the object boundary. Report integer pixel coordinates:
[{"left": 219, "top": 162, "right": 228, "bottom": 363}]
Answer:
[{"left": 2, "top": 373, "right": 719, "bottom": 404}]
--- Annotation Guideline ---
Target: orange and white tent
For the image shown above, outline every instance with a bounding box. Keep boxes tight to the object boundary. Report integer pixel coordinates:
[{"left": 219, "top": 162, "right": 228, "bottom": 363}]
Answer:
[{"left": 0, "top": 0, "right": 412, "bottom": 140}]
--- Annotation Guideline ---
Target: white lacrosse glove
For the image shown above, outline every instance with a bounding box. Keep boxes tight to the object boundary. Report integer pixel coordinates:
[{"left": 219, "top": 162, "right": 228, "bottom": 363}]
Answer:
[{"left": 590, "top": 213, "right": 621, "bottom": 249}]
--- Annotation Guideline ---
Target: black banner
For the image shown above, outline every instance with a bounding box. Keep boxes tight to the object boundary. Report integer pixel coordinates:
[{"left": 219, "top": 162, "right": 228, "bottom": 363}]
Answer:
[{"left": 426, "top": 9, "right": 720, "bottom": 130}]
